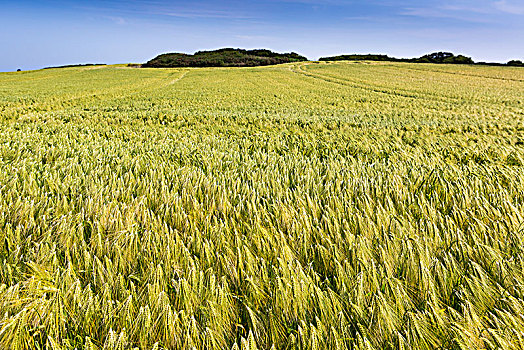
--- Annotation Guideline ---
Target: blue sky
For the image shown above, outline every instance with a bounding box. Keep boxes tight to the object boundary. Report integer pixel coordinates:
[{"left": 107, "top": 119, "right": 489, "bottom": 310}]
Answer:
[{"left": 1, "top": 0, "right": 523, "bottom": 71}]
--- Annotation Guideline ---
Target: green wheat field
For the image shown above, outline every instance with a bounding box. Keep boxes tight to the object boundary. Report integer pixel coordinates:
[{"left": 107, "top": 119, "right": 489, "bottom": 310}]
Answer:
[{"left": 1, "top": 62, "right": 524, "bottom": 349}]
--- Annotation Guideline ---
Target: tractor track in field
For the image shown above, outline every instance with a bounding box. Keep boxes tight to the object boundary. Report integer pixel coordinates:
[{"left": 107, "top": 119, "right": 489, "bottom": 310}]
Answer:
[
  {"left": 289, "top": 62, "right": 498, "bottom": 107},
  {"left": 291, "top": 63, "right": 524, "bottom": 111},
  {"left": 289, "top": 63, "right": 462, "bottom": 104},
  {"left": 398, "top": 65, "right": 524, "bottom": 83},
  {"left": 166, "top": 71, "right": 189, "bottom": 86},
  {"left": 12, "top": 70, "right": 190, "bottom": 119}
]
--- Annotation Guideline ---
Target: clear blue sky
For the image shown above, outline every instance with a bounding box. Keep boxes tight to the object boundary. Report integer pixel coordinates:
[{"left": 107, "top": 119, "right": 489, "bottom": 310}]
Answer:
[{"left": 1, "top": 0, "right": 523, "bottom": 71}]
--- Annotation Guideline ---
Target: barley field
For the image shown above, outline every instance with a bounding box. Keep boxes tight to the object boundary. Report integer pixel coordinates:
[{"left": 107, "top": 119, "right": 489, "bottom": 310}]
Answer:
[{"left": 0, "top": 61, "right": 523, "bottom": 349}]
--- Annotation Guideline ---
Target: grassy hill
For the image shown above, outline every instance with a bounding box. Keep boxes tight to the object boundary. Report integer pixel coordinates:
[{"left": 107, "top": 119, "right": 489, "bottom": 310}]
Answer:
[
  {"left": 318, "top": 52, "right": 524, "bottom": 65},
  {"left": 1, "top": 62, "right": 524, "bottom": 349},
  {"left": 143, "top": 48, "right": 308, "bottom": 68}
]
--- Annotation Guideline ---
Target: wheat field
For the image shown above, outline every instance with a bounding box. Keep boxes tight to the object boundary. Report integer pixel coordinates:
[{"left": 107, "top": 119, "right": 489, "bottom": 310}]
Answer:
[{"left": 1, "top": 62, "right": 524, "bottom": 349}]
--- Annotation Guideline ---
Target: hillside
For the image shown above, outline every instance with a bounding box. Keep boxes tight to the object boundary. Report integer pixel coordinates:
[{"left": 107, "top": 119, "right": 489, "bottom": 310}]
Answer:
[
  {"left": 142, "top": 48, "right": 308, "bottom": 67},
  {"left": 1, "top": 62, "right": 524, "bottom": 349}
]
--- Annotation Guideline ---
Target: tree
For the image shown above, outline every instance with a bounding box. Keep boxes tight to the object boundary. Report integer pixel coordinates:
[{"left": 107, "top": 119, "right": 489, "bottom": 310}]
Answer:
[
  {"left": 507, "top": 60, "right": 524, "bottom": 67},
  {"left": 443, "top": 55, "right": 474, "bottom": 64},
  {"left": 425, "top": 52, "right": 454, "bottom": 62}
]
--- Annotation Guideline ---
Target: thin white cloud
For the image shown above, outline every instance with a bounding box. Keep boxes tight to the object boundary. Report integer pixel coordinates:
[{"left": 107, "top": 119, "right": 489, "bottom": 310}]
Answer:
[
  {"left": 493, "top": 0, "right": 524, "bottom": 14},
  {"left": 78, "top": 1, "right": 255, "bottom": 20},
  {"left": 109, "top": 16, "right": 126, "bottom": 25},
  {"left": 150, "top": 9, "right": 253, "bottom": 19},
  {"left": 399, "top": 7, "right": 493, "bottom": 23},
  {"left": 398, "top": 0, "right": 524, "bottom": 23}
]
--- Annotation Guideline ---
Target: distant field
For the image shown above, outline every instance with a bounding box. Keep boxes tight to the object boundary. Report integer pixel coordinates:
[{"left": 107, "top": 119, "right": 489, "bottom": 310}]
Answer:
[{"left": 1, "top": 62, "right": 523, "bottom": 349}]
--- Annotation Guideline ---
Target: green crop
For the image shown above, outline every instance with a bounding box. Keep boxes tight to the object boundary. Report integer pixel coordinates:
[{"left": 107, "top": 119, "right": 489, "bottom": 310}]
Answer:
[{"left": 0, "top": 62, "right": 523, "bottom": 349}]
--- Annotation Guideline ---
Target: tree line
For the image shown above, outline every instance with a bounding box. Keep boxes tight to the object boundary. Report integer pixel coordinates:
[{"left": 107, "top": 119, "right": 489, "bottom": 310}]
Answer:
[{"left": 319, "top": 52, "right": 523, "bottom": 66}]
